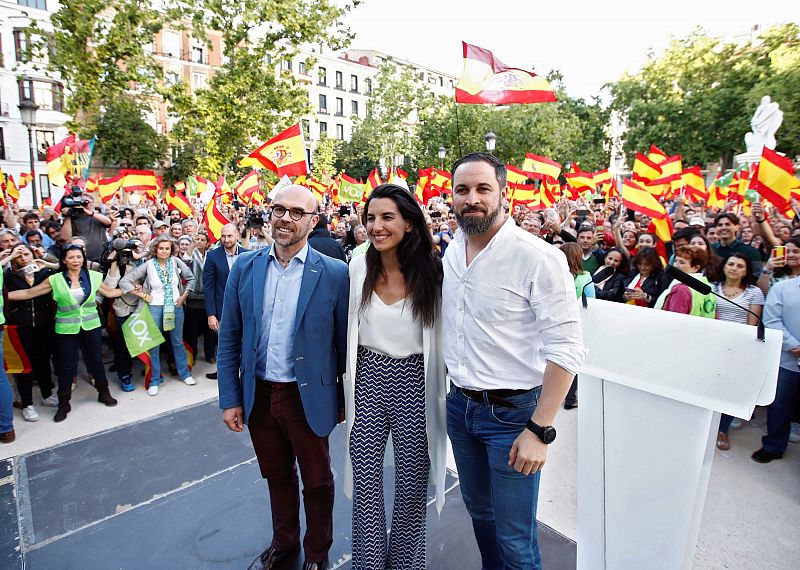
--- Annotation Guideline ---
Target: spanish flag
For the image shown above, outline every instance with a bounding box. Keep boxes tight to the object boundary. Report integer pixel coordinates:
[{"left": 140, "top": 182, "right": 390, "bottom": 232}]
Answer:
[
  {"left": 564, "top": 172, "right": 595, "bottom": 194},
  {"left": 593, "top": 169, "right": 611, "bottom": 188},
  {"left": 681, "top": 166, "right": 707, "bottom": 202},
  {"left": 98, "top": 174, "right": 124, "bottom": 204},
  {"left": 632, "top": 153, "right": 662, "bottom": 184},
  {"left": 46, "top": 134, "right": 76, "bottom": 187},
  {"left": 506, "top": 164, "right": 529, "bottom": 187},
  {"left": 18, "top": 172, "right": 33, "bottom": 189},
  {"left": 456, "top": 42, "right": 557, "bottom": 105},
  {"left": 166, "top": 189, "right": 193, "bottom": 218},
  {"left": 647, "top": 144, "right": 669, "bottom": 165},
  {"left": 415, "top": 168, "right": 433, "bottom": 205},
  {"left": 234, "top": 170, "right": 260, "bottom": 204},
  {"left": 203, "top": 199, "right": 229, "bottom": 244},
  {"left": 509, "top": 183, "right": 538, "bottom": 211},
  {"left": 302, "top": 176, "right": 328, "bottom": 203},
  {"left": 239, "top": 123, "right": 309, "bottom": 177},
  {"left": 651, "top": 155, "right": 682, "bottom": 185},
  {"left": 522, "top": 153, "right": 561, "bottom": 181},
  {"left": 3, "top": 325, "right": 32, "bottom": 374},
  {"left": 5, "top": 176, "right": 19, "bottom": 203},
  {"left": 364, "top": 168, "right": 382, "bottom": 201},
  {"left": 540, "top": 177, "right": 559, "bottom": 208},
  {"left": 120, "top": 169, "right": 159, "bottom": 193},
  {"left": 84, "top": 177, "right": 99, "bottom": 194},
  {"left": 754, "top": 147, "right": 800, "bottom": 209},
  {"left": 621, "top": 179, "right": 667, "bottom": 219}
]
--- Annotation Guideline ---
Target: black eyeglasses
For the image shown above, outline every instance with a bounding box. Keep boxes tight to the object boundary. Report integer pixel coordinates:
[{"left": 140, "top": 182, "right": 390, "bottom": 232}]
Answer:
[
  {"left": 64, "top": 244, "right": 85, "bottom": 251},
  {"left": 270, "top": 205, "right": 317, "bottom": 221}
]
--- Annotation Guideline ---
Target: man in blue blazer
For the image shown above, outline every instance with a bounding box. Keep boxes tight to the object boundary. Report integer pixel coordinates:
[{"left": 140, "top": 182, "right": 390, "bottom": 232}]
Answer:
[
  {"left": 203, "top": 223, "right": 246, "bottom": 379},
  {"left": 217, "top": 185, "right": 349, "bottom": 570}
]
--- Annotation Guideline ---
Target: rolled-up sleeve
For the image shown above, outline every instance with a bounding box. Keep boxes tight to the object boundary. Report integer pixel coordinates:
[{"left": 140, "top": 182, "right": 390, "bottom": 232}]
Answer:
[{"left": 527, "top": 253, "right": 587, "bottom": 376}]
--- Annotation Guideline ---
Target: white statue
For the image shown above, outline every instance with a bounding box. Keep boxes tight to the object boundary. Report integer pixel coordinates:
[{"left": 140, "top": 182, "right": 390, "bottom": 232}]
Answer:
[{"left": 745, "top": 96, "right": 783, "bottom": 154}]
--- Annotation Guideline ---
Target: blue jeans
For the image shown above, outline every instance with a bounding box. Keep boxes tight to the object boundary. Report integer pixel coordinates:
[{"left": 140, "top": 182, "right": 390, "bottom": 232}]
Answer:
[
  {"left": 148, "top": 305, "right": 190, "bottom": 384},
  {"left": 0, "top": 330, "right": 14, "bottom": 433},
  {"left": 447, "top": 384, "right": 543, "bottom": 570},
  {"left": 762, "top": 367, "right": 800, "bottom": 455}
]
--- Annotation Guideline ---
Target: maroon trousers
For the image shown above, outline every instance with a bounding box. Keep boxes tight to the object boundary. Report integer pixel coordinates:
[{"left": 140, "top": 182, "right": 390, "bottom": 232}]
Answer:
[{"left": 248, "top": 380, "right": 334, "bottom": 561}]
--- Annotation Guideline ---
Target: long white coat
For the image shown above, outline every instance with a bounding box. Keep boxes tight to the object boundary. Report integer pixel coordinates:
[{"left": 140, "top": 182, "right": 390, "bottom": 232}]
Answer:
[{"left": 343, "top": 254, "right": 447, "bottom": 514}]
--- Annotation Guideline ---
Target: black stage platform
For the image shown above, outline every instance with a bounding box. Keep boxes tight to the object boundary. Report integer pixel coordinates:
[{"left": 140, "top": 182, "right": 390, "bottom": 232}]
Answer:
[{"left": 1, "top": 401, "right": 576, "bottom": 569}]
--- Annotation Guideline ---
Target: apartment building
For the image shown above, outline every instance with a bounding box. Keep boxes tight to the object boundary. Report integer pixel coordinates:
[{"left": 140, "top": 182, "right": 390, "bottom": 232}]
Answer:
[{"left": 0, "top": 0, "right": 69, "bottom": 205}]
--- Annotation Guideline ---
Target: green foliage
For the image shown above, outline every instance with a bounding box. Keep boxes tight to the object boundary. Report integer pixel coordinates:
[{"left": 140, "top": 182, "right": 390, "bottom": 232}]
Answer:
[
  {"left": 32, "top": 0, "right": 164, "bottom": 133},
  {"left": 164, "top": 0, "right": 356, "bottom": 179},
  {"left": 94, "top": 95, "right": 167, "bottom": 169},
  {"left": 311, "top": 135, "right": 341, "bottom": 180},
  {"left": 608, "top": 23, "right": 800, "bottom": 168},
  {"left": 337, "top": 61, "right": 433, "bottom": 179}
]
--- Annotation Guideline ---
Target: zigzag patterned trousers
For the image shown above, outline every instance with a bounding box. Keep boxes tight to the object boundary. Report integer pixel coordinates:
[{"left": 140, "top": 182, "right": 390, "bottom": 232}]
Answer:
[{"left": 350, "top": 346, "right": 429, "bottom": 569}]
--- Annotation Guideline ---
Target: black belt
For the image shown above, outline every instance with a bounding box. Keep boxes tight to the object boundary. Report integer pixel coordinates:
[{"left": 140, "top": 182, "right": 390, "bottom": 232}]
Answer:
[{"left": 457, "top": 387, "right": 533, "bottom": 408}]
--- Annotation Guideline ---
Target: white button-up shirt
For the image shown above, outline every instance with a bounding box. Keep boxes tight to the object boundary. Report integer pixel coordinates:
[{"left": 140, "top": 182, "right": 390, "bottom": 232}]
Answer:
[{"left": 442, "top": 218, "right": 586, "bottom": 390}]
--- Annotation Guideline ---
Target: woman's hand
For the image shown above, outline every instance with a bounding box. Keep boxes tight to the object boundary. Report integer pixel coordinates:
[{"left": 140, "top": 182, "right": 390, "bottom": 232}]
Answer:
[
  {"left": 764, "top": 256, "right": 785, "bottom": 272},
  {"left": 175, "top": 295, "right": 187, "bottom": 308}
]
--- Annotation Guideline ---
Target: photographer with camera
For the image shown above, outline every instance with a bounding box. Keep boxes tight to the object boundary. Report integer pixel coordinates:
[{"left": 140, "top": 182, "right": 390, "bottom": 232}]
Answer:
[
  {"left": 244, "top": 208, "right": 273, "bottom": 250},
  {"left": 102, "top": 232, "right": 149, "bottom": 392},
  {"left": 61, "top": 189, "right": 112, "bottom": 262}
]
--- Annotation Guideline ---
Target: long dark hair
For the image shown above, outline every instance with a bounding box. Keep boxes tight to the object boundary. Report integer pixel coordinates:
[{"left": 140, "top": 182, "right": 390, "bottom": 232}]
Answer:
[
  {"left": 360, "top": 184, "right": 441, "bottom": 327},
  {"left": 720, "top": 253, "right": 757, "bottom": 286},
  {"left": 59, "top": 243, "right": 88, "bottom": 272}
]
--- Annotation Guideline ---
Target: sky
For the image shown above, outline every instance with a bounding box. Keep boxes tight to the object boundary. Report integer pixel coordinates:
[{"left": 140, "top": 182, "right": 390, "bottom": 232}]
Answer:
[{"left": 342, "top": 0, "right": 800, "bottom": 101}]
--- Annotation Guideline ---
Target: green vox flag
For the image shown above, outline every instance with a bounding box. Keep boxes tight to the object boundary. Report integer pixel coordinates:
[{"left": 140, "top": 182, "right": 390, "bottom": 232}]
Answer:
[
  {"left": 122, "top": 304, "right": 165, "bottom": 357},
  {"left": 339, "top": 174, "right": 365, "bottom": 203}
]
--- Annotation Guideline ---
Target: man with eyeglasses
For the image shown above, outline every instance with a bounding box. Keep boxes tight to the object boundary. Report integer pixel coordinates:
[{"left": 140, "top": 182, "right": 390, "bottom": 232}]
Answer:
[
  {"left": 217, "top": 185, "right": 348, "bottom": 570},
  {"left": 203, "top": 223, "right": 245, "bottom": 380}
]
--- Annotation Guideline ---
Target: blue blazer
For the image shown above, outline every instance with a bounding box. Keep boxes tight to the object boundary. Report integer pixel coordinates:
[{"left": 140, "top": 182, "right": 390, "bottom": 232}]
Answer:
[
  {"left": 203, "top": 244, "right": 245, "bottom": 319},
  {"left": 217, "top": 246, "right": 350, "bottom": 437}
]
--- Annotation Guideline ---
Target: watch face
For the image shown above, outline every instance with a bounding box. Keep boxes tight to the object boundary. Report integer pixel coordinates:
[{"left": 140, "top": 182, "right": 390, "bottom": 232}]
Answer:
[{"left": 542, "top": 427, "right": 557, "bottom": 444}]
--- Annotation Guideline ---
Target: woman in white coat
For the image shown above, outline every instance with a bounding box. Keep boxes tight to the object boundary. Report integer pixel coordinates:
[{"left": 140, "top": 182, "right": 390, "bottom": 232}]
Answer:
[{"left": 344, "top": 184, "right": 447, "bottom": 569}]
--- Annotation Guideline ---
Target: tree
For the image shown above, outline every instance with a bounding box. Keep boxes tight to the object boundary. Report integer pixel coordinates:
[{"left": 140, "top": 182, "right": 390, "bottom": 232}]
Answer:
[
  {"left": 607, "top": 24, "right": 800, "bottom": 168},
  {"left": 94, "top": 95, "right": 168, "bottom": 169},
  {"left": 311, "top": 135, "right": 341, "bottom": 181},
  {"left": 165, "top": 0, "right": 355, "bottom": 179},
  {"left": 337, "top": 61, "right": 433, "bottom": 180},
  {"left": 32, "top": 0, "right": 164, "bottom": 134}
]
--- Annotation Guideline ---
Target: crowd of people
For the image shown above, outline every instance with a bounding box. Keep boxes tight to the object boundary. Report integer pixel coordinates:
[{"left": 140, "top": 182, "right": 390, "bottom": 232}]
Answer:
[{"left": 0, "top": 153, "right": 798, "bottom": 569}]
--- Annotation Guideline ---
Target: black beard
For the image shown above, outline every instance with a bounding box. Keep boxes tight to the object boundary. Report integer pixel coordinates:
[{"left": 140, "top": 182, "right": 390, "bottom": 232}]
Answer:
[{"left": 455, "top": 202, "right": 502, "bottom": 235}]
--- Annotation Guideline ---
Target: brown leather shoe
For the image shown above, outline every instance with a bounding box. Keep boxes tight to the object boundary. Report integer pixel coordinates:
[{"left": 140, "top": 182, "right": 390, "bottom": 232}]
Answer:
[
  {"left": 246, "top": 545, "right": 300, "bottom": 570},
  {"left": 0, "top": 430, "right": 16, "bottom": 444},
  {"left": 716, "top": 432, "right": 730, "bottom": 451}
]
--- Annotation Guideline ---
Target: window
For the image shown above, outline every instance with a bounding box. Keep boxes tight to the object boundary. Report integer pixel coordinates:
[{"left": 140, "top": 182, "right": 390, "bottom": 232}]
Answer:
[
  {"left": 280, "top": 59, "right": 292, "bottom": 72},
  {"left": 165, "top": 70, "right": 181, "bottom": 86},
  {"left": 14, "top": 29, "right": 29, "bottom": 63},
  {"left": 161, "top": 31, "right": 180, "bottom": 57},
  {"left": 319, "top": 122, "right": 327, "bottom": 135},
  {"left": 298, "top": 61, "right": 306, "bottom": 75},
  {"left": 39, "top": 175, "right": 50, "bottom": 200},
  {"left": 318, "top": 67, "right": 327, "bottom": 86},
  {"left": 302, "top": 119, "right": 310, "bottom": 134},
  {"left": 336, "top": 124, "right": 344, "bottom": 140},
  {"left": 13, "top": 29, "right": 54, "bottom": 64},
  {"left": 335, "top": 71, "right": 343, "bottom": 89},
  {"left": 192, "top": 73, "right": 207, "bottom": 90},
  {"left": 0, "top": 128, "right": 5, "bottom": 160},
  {"left": 17, "top": 0, "right": 47, "bottom": 9},
  {"left": 351, "top": 100, "right": 358, "bottom": 117},
  {"left": 36, "top": 130, "right": 55, "bottom": 161},
  {"left": 439, "top": 76, "right": 444, "bottom": 86},
  {"left": 335, "top": 97, "right": 343, "bottom": 116},
  {"left": 18, "top": 79, "right": 64, "bottom": 111},
  {"left": 319, "top": 94, "right": 327, "bottom": 113},
  {"left": 350, "top": 74, "right": 358, "bottom": 93},
  {"left": 365, "top": 78, "right": 373, "bottom": 94},
  {"left": 192, "top": 45, "right": 205, "bottom": 64}
]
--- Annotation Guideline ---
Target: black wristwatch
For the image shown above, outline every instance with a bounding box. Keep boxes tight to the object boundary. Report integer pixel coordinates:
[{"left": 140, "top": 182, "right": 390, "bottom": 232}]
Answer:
[{"left": 526, "top": 420, "right": 556, "bottom": 444}]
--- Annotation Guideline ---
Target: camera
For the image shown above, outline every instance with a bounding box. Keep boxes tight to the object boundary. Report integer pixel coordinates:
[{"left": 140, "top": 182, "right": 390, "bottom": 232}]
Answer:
[
  {"left": 100, "top": 237, "right": 143, "bottom": 271},
  {"left": 246, "top": 209, "right": 269, "bottom": 228},
  {"left": 61, "top": 186, "right": 91, "bottom": 215}
]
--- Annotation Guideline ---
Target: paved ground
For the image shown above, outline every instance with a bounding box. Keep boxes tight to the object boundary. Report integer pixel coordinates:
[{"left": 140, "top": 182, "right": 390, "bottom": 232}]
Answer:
[{"left": 2, "top": 355, "right": 799, "bottom": 568}]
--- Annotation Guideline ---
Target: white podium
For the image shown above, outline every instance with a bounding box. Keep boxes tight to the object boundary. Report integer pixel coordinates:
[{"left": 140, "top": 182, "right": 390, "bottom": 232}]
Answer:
[{"left": 577, "top": 299, "right": 782, "bottom": 570}]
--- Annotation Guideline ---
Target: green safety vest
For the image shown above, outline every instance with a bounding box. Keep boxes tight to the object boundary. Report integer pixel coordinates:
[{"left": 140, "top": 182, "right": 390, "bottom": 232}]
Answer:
[
  {"left": 655, "top": 274, "right": 716, "bottom": 318},
  {"left": 574, "top": 271, "right": 593, "bottom": 299},
  {"left": 49, "top": 270, "right": 103, "bottom": 334},
  {"left": 0, "top": 269, "right": 5, "bottom": 326}
]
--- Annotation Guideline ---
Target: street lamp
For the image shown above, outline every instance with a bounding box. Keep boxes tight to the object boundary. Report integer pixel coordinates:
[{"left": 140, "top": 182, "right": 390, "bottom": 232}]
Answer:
[
  {"left": 18, "top": 96, "right": 39, "bottom": 209},
  {"left": 438, "top": 146, "right": 446, "bottom": 170},
  {"left": 484, "top": 132, "right": 496, "bottom": 154},
  {"left": 379, "top": 157, "right": 387, "bottom": 179}
]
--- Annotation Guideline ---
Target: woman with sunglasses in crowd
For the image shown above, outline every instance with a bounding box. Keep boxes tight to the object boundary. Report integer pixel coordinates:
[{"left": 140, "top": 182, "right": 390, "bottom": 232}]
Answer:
[{"left": 7, "top": 244, "right": 124, "bottom": 422}]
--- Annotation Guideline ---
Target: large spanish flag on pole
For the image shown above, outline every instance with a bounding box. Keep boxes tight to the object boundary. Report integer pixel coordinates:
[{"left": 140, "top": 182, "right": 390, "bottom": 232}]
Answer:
[
  {"left": 455, "top": 42, "right": 557, "bottom": 105},
  {"left": 239, "top": 123, "right": 309, "bottom": 177},
  {"left": 522, "top": 153, "right": 561, "bottom": 181},
  {"left": 754, "top": 147, "right": 800, "bottom": 209}
]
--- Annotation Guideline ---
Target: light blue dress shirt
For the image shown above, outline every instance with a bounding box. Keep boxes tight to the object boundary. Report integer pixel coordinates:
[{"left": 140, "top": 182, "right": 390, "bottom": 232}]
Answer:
[
  {"left": 763, "top": 277, "right": 800, "bottom": 372},
  {"left": 255, "top": 244, "right": 308, "bottom": 382}
]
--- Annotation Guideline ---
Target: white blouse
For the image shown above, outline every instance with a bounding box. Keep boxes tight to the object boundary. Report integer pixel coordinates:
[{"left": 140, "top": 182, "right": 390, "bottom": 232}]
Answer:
[{"left": 358, "top": 292, "right": 423, "bottom": 359}]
